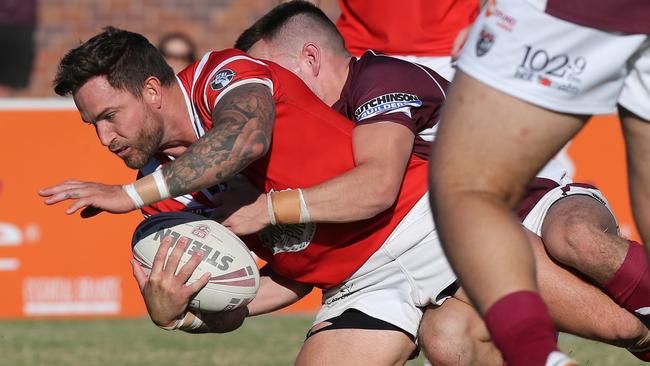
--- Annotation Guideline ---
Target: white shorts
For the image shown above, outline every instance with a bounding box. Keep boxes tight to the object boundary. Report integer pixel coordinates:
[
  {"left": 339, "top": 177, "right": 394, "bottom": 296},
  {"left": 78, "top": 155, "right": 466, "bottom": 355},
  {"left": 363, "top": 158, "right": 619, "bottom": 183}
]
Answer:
[
  {"left": 458, "top": 0, "right": 650, "bottom": 120},
  {"left": 313, "top": 193, "right": 457, "bottom": 337},
  {"left": 392, "top": 55, "right": 456, "bottom": 81},
  {"left": 522, "top": 183, "right": 616, "bottom": 235}
]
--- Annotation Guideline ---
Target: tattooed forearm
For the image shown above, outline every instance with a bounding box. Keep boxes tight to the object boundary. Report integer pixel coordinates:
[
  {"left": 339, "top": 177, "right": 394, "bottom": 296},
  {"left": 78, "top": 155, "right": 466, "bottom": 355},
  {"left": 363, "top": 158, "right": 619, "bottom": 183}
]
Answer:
[{"left": 163, "top": 83, "right": 275, "bottom": 197}]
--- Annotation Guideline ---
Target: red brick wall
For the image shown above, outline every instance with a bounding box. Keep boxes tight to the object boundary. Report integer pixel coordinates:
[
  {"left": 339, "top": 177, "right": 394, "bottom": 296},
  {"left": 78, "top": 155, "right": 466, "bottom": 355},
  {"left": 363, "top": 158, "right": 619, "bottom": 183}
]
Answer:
[{"left": 20, "top": 0, "right": 339, "bottom": 97}]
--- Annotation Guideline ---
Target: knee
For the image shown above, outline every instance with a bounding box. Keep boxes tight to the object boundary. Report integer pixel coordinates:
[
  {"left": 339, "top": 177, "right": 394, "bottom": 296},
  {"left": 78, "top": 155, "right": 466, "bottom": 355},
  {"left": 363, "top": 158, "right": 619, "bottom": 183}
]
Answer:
[
  {"left": 419, "top": 310, "right": 474, "bottom": 366},
  {"left": 544, "top": 211, "right": 603, "bottom": 262}
]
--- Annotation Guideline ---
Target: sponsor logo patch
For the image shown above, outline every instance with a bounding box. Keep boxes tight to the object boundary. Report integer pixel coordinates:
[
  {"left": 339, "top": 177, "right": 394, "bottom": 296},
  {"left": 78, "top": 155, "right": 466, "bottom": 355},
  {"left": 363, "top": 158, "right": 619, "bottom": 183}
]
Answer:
[
  {"left": 354, "top": 93, "right": 422, "bottom": 121},
  {"left": 258, "top": 223, "right": 316, "bottom": 255},
  {"left": 210, "top": 69, "right": 235, "bottom": 90},
  {"left": 324, "top": 284, "right": 356, "bottom": 306},
  {"left": 513, "top": 45, "right": 587, "bottom": 95},
  {"left": 476, "top": 26, "right": 496, "bottom": 57}
]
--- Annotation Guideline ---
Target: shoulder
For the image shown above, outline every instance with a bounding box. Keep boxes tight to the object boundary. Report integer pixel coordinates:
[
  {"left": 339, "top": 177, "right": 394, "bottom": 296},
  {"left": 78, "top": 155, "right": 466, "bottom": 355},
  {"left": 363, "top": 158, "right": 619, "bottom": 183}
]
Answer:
[
  {"left": 188, "top": 49, "right": 275, "bottom": 113},
  {"left": 351, "top": 51, "right": 445, "bottom": 96},
  {"left": 195, "top": 49, "right": 272, "bottom": 83}
]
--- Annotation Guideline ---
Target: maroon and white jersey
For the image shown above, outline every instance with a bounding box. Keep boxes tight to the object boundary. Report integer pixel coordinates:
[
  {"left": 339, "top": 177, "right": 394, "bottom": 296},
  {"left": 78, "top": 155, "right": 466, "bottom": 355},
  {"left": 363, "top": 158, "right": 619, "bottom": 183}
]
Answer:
[
  {"left": 329, "top": 50, "right": 572, "bottom": 222},
  {"left": 332, "top": 51, "right": 449, "bottom": 159},
  {"left": 138, "top": 49, "right": 429, "bottom": 289},
  {"left": 527, "top": 0, "right": 650, "bottom": 34}
]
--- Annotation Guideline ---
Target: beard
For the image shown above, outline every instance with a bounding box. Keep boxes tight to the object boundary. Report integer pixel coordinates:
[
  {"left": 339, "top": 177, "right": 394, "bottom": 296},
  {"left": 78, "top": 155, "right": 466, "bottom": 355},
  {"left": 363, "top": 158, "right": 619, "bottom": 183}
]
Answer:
[{"left": 121, "top": 118, "right": 163, "bottom": 170}]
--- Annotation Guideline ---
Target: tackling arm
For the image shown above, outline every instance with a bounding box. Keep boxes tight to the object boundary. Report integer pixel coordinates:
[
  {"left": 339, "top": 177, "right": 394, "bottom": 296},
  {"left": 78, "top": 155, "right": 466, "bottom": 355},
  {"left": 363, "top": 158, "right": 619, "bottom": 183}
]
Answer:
[
  {"left": 300, "top": 122, "right": 415, "bottom": 222},
  {"left": 212, "top": 121, "right": 415, "bottom": 235}
]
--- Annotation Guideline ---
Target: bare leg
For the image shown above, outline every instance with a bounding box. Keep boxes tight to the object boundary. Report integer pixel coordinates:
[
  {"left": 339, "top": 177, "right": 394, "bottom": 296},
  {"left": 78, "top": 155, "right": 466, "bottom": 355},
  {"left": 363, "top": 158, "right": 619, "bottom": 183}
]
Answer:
[
  {"left": 295, "top": 322, "right": 415, "bottom": 366},
  {"left": 419, "top": 231, "right": 649, "bottom": 366},
  {"left": 620, "top": 106, "right": 650, "bottom": 262},
  {"left": 429, "top": 70, "right": 587, "bottom": 365},
  {"left": 419, "top": 297, "right": 502, "bottom": 366}
]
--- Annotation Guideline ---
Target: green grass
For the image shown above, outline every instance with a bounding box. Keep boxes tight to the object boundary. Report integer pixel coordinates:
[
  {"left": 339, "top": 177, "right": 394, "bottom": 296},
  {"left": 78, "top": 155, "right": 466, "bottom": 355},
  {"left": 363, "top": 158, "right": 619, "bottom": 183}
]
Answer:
[
  {"left": 0, "top": 315, "right": 644, "bottom": 365},
  {"left": 559, "top": 333, "right": 644, "bottom": 366}
]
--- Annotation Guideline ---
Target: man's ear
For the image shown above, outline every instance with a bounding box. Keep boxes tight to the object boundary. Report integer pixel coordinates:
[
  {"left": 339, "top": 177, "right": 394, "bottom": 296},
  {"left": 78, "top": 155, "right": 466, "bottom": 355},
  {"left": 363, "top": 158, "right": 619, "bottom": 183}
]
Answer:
[
  {"left": 143, "top": 76, "right": 163, "bottom": 108},
  {"left": 301, "top": 43, "right": 321, "bottom": 77}
]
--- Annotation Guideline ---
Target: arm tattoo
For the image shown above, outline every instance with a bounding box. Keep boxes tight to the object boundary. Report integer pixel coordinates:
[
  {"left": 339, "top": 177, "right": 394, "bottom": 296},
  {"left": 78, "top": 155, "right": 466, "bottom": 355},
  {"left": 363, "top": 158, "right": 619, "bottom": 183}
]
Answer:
[{"left": 163, "top": 83, "right": 275, "bottom": 197}]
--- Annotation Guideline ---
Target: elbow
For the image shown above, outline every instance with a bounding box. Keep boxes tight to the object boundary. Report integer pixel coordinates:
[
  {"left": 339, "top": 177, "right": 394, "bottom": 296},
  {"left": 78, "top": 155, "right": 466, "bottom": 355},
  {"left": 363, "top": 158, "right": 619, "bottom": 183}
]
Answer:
[
  {"left": 248, "top": 139, "right": 270, "bottom": 161},
  {"left": 364, "top": 179, "right": 402, "bottom": 217}
]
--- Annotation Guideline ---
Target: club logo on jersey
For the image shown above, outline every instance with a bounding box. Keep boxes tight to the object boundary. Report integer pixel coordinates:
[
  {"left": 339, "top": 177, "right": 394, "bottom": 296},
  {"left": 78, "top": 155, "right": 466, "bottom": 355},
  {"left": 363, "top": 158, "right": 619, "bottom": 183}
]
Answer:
[
  {"left": 258, "top": 223, "right": 316, "bottom": 255},
  {"left": 354, "top": 93, "right": 422, "bottom": 121},
  {"left": 476, "top": 26, "right": 495, "bottom": 57},
  {"left": 210, "top": 69, "right": 236, "bottom": 90}
]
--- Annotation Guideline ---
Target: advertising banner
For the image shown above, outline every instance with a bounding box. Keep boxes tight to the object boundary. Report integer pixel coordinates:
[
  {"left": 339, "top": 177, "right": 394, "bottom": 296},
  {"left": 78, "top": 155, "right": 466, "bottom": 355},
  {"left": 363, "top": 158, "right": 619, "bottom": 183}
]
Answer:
[{"left": 0, "top": 105, "right": 635, "bottom": 318}]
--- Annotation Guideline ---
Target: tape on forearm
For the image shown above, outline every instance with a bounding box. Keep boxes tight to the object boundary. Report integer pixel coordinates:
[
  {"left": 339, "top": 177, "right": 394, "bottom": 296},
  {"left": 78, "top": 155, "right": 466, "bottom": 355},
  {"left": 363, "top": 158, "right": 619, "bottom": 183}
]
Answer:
[
  {"left": 177, "top": 309, "right": 206, "bottom": 331},
  {"left": 122, "top": 170, "right": 171, "bottom": 209},
  {"left": 158, "top": 310, "right": 205, "bottom": 332},
  {"left": 269, "top": 189, "right": 311, "bottom": 225}
]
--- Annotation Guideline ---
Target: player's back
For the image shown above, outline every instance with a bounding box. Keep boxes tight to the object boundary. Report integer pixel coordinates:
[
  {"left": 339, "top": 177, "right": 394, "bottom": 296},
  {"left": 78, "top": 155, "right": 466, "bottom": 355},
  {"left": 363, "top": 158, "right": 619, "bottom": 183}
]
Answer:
[{"left": 172, "top": 49, "right": 430, "bottom": 288}]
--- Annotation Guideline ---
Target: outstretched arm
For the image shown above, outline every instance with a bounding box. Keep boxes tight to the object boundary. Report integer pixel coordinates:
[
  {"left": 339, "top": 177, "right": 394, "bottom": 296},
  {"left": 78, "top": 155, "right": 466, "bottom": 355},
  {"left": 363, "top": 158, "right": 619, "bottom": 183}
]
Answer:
[{"left": 40, "top": 83, "right": 275, "bottom": 216}]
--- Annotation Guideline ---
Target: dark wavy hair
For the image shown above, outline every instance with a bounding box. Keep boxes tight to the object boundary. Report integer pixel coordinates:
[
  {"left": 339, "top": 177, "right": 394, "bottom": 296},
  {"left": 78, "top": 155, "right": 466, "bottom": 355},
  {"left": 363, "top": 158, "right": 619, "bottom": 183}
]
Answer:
[{"left": 54, "top": 27, "right": 176, "bottom": 97}]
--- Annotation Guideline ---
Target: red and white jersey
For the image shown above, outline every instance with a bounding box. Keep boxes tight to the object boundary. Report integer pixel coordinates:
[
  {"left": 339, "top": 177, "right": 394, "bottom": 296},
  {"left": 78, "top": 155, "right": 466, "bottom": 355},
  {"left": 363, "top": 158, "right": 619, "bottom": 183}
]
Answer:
[{"left": 140, "top": 49, "right": 429, "bottom": 289}]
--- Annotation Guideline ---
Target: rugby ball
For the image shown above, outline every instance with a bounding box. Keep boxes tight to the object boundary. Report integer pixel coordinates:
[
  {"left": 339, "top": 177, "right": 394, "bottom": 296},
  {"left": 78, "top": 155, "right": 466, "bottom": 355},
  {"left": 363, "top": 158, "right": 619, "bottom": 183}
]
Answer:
[{"left": 131, "top": 211, "right": 259, "bottom": 312}]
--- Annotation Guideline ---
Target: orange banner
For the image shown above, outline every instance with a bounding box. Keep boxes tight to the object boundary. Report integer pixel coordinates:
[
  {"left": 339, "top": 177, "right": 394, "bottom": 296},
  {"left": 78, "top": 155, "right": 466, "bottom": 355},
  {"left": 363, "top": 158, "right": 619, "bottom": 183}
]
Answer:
[
  {"left": 0, "top": 107, "right": 636, "bottom": 319},
  {"left": 0, "top": 107, "right": 319, "bottom": 318}
]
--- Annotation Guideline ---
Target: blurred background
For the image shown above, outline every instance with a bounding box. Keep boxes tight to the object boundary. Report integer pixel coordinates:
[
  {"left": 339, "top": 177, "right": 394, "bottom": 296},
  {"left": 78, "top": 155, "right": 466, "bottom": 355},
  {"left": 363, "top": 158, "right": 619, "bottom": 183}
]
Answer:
[{"left": 4, "top": 0, "right": 340, "bottom": 98}]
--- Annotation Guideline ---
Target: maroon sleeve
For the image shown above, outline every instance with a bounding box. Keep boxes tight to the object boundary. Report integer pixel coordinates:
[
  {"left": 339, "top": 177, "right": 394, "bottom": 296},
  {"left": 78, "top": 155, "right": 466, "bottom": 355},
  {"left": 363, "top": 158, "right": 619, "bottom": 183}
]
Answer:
[{"left": 348, "top": 54, "right": 448, "bottom": 137}]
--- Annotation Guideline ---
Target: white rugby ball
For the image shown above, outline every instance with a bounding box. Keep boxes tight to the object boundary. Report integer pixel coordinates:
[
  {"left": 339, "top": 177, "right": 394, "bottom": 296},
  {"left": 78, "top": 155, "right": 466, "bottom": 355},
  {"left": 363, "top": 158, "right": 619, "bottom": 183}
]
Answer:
[{"left": 131, "top": 211, "right": 259, "bottom": 312}]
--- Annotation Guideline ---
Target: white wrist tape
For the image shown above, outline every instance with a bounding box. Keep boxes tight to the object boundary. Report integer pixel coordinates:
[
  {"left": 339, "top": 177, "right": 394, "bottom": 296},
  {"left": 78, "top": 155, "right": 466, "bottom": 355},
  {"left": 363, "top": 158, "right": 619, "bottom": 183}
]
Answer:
[
  {"left": 297, "top": 189, "right": 311, "bottom": 224},
  {"left": 184, "top": 310, "right": 206, "bottom": 330},
  {"left": 122, "top": 184, "right": 144, "bottom": 209},
  {"left": 152, "top": 170, "right": 171, "bottom": 200},
  {"left": 158, "top": 317, "right": 183, "bottom": 331},
  {"left": 266, "top": 192, "right": 277, "bottom": 225},
  {"left": 158, "top": 310, "right": 205, "bottom": 331},
  {"left": 122, "top": 170, "right": 171, "bottom": 209}
]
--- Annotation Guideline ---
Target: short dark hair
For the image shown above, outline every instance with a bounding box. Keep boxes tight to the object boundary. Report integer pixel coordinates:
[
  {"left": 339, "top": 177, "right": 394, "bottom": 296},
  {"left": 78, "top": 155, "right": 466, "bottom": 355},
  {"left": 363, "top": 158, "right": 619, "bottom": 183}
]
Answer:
[
  {"left": 158, "top": 32, "right": 197, "bottom": 63},
  {"left": 234, "top": 1, "right": 346, "bottom": 53},
  {"left": 54, "top": 27, "right": 176, "bottom": 97}
]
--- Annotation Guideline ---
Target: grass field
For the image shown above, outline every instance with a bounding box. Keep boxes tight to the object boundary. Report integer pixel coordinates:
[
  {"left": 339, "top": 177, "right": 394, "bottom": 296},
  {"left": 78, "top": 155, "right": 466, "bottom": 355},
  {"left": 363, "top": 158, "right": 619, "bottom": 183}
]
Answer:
[{"left": 0, "top": 314, "right": 644, "bottom": 366}]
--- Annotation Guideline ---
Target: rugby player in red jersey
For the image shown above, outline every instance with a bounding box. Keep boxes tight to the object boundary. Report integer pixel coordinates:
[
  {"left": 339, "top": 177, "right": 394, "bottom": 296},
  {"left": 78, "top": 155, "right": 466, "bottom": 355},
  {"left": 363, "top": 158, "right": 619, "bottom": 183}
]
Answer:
[
  {"left": 429, "top": 0, "right": 650, "bottom": 365},
  {"left": 40, "top": 27, "right": 456, "bottom": 365}
]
